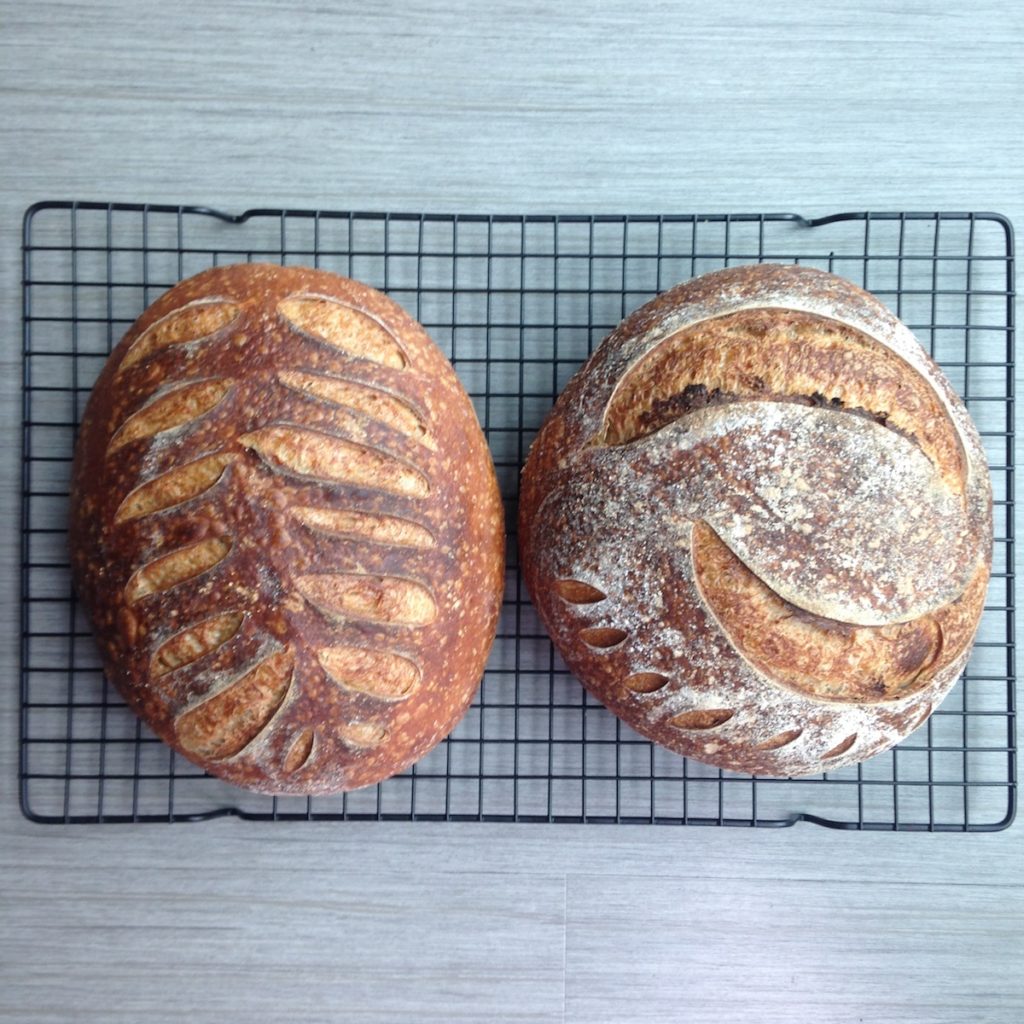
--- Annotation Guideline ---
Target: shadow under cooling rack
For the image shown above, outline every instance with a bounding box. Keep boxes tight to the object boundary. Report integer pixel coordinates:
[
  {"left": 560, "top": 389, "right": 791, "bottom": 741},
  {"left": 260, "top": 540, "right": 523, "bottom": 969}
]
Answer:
[{"left": 20, "top": 202, "right": 1017, "bottom": 829}]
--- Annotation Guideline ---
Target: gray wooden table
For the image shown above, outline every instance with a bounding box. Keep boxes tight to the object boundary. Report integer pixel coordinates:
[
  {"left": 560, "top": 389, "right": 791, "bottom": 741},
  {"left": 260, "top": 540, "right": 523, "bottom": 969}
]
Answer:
[{"left": 1, "top": 2, "right": 1021, "bottom": 1022}]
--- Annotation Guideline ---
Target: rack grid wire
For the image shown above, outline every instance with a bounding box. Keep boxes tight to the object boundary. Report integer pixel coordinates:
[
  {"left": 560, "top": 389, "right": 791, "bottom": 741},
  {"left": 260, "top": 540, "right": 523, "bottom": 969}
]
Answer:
[{"left": 20, "top": 202, "right": 1017, "bottom": 829}]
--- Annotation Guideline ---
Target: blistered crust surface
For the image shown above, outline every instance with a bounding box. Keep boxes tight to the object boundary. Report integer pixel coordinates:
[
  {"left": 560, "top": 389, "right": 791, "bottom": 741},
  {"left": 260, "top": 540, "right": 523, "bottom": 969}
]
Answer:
[
  {"left": 519, "top": 264, "right": 992, "bottom": 777},
  {"left": 70, "top": 263, "right": 505, "bottom": 794}
]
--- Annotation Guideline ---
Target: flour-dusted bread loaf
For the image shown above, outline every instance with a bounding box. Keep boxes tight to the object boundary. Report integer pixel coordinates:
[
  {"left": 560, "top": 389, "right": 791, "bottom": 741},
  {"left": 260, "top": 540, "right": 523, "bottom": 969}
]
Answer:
[
  {"left": 71, "top": 264, "right": 505, "bottom": 794},
  {"left": 519, "top": 264, "right": 991, "bottom": 777}
]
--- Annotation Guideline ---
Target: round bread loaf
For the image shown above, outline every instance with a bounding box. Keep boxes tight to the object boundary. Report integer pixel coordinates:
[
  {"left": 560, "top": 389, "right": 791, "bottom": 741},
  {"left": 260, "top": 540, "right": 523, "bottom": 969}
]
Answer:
[
  {"left": 70, "top": 263, "right": 505, "bottom": 794},
  {"left": 519, "top": 264, "right": 991, "bottom": 777}
]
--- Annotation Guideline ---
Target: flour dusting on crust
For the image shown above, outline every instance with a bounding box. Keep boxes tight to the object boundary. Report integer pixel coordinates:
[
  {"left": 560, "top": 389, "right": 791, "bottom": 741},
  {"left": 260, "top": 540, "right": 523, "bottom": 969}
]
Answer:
[{"left": 519, "top": 265, "right": 992, "bottom": 777}]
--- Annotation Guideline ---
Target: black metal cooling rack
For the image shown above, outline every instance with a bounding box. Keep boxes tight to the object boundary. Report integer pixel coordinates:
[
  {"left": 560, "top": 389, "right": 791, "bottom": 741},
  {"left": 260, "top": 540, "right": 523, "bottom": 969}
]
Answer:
[{"left": 20, "top": 202, "right": 1017, "bottom": 829}]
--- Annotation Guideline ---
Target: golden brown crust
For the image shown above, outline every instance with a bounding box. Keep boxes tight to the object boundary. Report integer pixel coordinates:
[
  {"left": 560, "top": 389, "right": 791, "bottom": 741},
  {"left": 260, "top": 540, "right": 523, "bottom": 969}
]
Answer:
[
  {"left": 691, "top": 522, "right": 987, "bottom": 705},
  {"left": 519, "top": 264, "right": 992, "bottom": 777},
  {"left": 600, "top": 307, "right": 966, "bottom": 490},
  {"left": 71, "top": 263, "right": 505, "bottom": 794}
]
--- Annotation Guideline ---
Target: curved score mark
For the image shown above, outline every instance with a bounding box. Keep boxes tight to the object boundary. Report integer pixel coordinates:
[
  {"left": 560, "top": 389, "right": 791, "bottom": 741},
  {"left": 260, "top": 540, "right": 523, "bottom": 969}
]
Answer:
[
  {"left": 756, "top": 728, "right": 804, "bottom": 751},
  {"left": 624, "top": 672, "right": 669, "bottom": 694},
  {"left": 554, "top": 579, "right": 607, "bottom": 604},
  {"left": 292, "top": 506, "right": 435, "bottom": 549},
  {"left": 241, "top": 425, "right": 429, "bottom": 498},
  {"left": 278, "top": 370, "right": 434, "bottom": 450},
  {"left": 319, "top": 646, "right": 421, "bottom": 701},
  {"left": 579, "top": 627, "right": 628, "bottom": 650},
  {"left": 283, "top": 728, "right": 316, "bottom": 774},
  {"left": 175, "top": 650, "right": 293, "bottom": 761},
  {"left": 278, "top": 295, "right": 407, "bottom": 369},
  {"left": 296, "top": 573, "right": 437, "bottom": 627},
  {"left": 337, "top": 720, "right": 388, "bottom": 750},
  {"left": 822, "top": 733, "right": 858, "bottom": 760},
  {"left": 598, "top": 306, "right": 964, "bottom": 490},
  {"left": 691, "top": 521, "right": 945, "bottom": 704},
  {"left": 910, "top": 703, "right": 933, "bottom": 733},
  {"left": 119, "top": 299, "right": 240, "bottom": 372},
  {"left": 115, "top": 453, "right": 235, "bottom": 523},
  {"left": 668, "top": 708, "right": 735, "bottom": 730},
  {"left": 151, "top": 610, "right": 244, "bottom": 677},
  {"left": 108, "top": 379, "right": 232, "bottom": 455},
  {"left": 125, "top": 536, "right": 231, "bottom": 604}
]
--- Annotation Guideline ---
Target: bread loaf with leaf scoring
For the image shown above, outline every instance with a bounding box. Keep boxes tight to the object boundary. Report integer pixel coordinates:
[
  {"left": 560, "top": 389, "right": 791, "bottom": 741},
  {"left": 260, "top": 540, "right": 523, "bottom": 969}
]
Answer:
[
  {"left": 71, "top": 263, "right": 505, "bottom": 794},
  {"left": 519, "top": 264, "right": 991, "bottom": 777}
]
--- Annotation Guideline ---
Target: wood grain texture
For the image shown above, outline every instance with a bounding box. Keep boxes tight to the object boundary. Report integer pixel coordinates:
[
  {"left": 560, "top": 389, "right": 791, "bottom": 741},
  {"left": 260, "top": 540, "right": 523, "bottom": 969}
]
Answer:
[
  {"left": 566, "top": 874, "right": 1024, "bottom": 1024},
  {"left": 1, "top": 857, "right": 566, "bottom": 1024},
  {"left": 0, "top": 1, "right": 1022, "bottom": 1021}
]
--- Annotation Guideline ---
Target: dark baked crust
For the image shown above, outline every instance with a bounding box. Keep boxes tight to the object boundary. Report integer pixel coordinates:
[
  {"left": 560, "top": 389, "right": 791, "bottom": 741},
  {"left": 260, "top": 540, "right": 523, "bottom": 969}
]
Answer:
[
  {"left": 70, "top": 264, "right": 505, "bottom": 794},
  {"left": 519, "top": 265, "right": 992, "bottom": 777}
]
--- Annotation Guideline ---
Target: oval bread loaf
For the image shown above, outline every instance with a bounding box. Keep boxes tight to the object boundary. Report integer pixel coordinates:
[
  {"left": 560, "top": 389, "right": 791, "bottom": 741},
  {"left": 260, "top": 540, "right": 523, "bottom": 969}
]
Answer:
[
  {"left": 71, "top": 263, "right": 505, "bottom": 794},
  {"left": 519, "top": 264, "right": 992, "bottom": 777}
]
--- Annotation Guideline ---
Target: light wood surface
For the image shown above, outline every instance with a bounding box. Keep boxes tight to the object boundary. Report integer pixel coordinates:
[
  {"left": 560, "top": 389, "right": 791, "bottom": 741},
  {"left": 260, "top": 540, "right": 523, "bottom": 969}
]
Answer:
[{"left": 1, "top": 2, "right": 1021, "bottom": 1022}]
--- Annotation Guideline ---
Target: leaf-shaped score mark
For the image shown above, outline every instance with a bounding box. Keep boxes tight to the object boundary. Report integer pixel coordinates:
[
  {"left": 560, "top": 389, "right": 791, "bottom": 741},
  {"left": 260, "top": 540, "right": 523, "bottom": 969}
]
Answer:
[
  {"left": 283, "top": 728, "right": 316, "bottom": 773},
  {"left": 337, "top": 720, "right": 388, "bottom": 750},
  {"left": 319, "top": 646, "right": 421, "bottom": 701},
  {"left": 296, "top": 573, "right": 437, "bottom": 627},
  {"left": 756, "top": 728, "right": 804, "bottom": 751},
  {"left": 108, "top": 379, "right": 232, "bottom": 454},
  {"left": 175, "top": 650, "right": 293, "bottom": 761},
  {"left": 152, "top": 611, "right": 244, "bottom": 677},
  {"left": 240, "top": 426, "right": 429, "bottom": 498},
  {"left": 115, "top": 453, "right": 235, "bottom": 523},
  {"left": 124, "top": 537, "right": 232, "bottom": 604},
  {"left": 278, "top": 295, "right": 407, "bottom": 369},
  {"left": 118, "top": 299, "right": 241, "bottom": 373},
  {"left": 822, "top": 733, "right": 858, "bottom": 760},
  {"left": 278, "top": 370, "right": 434, "bottom": 449},
  {"left": 292, "top": 506, "right": 435, "bottom": 549},
  {"left": 553, "top": 579, "right": 607, "bottom": 604},
  {"left": 624, "top": 672, "right": 669, "bottom": 694},
  {"left": 668, "top": 708, "right": 735, "bottom": 730},
  {"left": 579, "top": 627, "right": 628, "bottom": 649}
]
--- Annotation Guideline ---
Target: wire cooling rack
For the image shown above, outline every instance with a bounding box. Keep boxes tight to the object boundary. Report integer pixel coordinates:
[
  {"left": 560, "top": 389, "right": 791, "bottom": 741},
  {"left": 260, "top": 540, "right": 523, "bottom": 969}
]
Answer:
[{"left": 20, "top": 202, "right": 1017, "bottom": 829}]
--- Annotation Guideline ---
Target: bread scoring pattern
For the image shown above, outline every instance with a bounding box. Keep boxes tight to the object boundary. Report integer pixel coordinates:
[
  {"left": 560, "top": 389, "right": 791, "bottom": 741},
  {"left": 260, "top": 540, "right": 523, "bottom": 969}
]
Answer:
[
  {"left": 519, "top": 265, "right": 992, "bottom": 777},
  {"left": 71, "top": 264, "right": 504, "bottom": 794}
]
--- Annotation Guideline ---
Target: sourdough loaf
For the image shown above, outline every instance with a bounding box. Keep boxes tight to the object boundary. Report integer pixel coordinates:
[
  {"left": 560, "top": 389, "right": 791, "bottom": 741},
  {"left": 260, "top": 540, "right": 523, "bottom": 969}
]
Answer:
[
  {"left": 519, "top": 264, "right": 991, "bottom": 776},
  {"left": 70, "top": 264, "right": 505, "bottom": 794}
]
